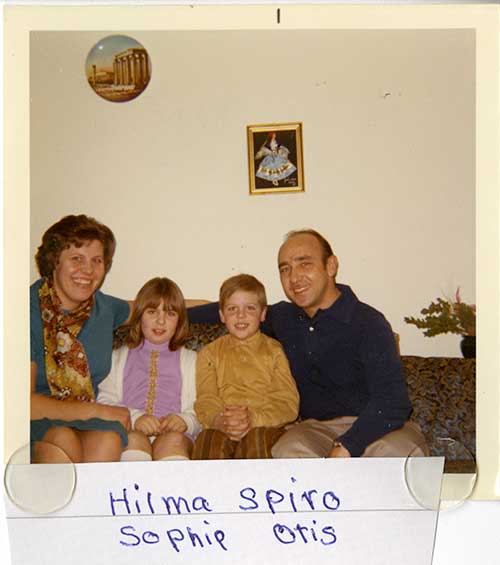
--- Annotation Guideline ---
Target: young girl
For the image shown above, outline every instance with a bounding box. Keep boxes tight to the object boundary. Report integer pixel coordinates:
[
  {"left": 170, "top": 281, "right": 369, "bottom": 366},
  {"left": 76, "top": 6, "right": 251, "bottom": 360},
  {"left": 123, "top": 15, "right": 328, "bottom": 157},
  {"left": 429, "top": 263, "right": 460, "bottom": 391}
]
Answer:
[{"left": 97, "top": 277, "right": 199, "bottom": 461}]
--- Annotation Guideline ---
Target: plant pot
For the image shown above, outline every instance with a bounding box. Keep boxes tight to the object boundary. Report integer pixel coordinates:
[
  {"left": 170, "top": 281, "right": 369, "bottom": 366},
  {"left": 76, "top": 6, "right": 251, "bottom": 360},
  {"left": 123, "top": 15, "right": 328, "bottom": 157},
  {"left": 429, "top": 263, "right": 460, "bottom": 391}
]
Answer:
[{"left": 460, "top": 335, "right": 476, "bottom": 358}]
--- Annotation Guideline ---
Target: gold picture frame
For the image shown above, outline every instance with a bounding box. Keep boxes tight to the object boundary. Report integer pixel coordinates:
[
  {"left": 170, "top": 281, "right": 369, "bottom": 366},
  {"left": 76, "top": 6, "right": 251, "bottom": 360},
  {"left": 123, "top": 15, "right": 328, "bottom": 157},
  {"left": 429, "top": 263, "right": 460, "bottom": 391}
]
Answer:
[{"left": 247, "top": 122, "right": 304, "bottom": 195}]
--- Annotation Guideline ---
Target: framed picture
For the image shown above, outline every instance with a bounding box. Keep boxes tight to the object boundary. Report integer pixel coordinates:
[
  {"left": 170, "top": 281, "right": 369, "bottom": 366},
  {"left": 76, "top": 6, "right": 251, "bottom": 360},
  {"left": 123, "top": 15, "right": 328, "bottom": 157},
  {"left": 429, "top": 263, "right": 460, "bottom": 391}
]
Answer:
[{"left": 247, "top": 122, "right": 304, "bottom": 195}]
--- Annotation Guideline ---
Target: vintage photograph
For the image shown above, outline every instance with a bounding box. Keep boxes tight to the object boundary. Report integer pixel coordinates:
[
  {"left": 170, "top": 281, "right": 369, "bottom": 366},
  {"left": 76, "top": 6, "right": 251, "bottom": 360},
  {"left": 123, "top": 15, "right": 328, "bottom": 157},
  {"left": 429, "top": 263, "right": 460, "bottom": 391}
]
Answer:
[
  {"left": 4, "top": 8, "right": 500, "bottom": 562},
  {"left": 28, "top": 29, "right": 475, "bottom": 467},
  {"left": 247, "top": 122, "right": 304, "bottom": 195},
  {"left": 7, "top": 24, "right": 485, "bottom": 492}
]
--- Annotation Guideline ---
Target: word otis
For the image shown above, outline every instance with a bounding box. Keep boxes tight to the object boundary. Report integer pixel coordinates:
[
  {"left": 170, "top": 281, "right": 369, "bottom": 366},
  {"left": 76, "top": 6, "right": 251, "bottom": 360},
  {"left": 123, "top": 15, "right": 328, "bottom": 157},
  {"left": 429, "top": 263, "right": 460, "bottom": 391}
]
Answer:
[{"left": 109, "top": 476, "right": 340, "bottom": 555}]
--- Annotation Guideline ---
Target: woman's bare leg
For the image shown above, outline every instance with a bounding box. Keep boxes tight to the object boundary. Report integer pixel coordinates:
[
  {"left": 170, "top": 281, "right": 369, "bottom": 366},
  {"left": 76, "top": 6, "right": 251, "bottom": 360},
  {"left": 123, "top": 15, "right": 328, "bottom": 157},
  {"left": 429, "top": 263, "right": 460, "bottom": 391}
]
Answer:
[
  {"left": 32, "top": 426, "right": 83, "bottom": 463},
  {"left": 80, "top": 430, "right": 123, "bottom": 462}
]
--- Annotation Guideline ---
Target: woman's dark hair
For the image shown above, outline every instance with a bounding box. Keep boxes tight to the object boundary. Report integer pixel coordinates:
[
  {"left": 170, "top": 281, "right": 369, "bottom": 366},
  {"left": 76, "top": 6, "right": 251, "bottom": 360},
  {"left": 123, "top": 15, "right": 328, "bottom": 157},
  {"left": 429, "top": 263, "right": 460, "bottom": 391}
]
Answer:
[{"left": 35, "top": 214, "right": 117, "bottom": 277}]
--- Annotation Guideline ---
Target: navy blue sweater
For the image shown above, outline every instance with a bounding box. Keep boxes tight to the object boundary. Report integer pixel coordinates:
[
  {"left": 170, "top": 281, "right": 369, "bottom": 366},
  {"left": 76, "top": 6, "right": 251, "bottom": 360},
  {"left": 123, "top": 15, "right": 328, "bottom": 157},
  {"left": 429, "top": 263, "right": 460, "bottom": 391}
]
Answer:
[{"left": 188, "top": 284, "right": 412, "bottom": 457}]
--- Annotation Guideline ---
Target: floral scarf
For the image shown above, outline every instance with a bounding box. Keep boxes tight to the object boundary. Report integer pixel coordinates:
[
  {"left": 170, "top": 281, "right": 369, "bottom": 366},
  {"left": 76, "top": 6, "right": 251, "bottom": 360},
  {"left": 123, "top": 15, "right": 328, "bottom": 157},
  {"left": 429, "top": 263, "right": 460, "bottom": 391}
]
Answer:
[{"left": 39, "top": 278, "right": 95, "bottom": 401}]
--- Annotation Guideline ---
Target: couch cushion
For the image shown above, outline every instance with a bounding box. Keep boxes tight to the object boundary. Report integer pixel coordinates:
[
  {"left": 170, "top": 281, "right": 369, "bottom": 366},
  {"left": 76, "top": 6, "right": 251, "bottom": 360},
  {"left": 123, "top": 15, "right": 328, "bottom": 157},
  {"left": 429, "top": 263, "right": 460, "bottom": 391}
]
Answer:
[
  {"left": 185, "top": 323, "right": 228, "bottom": 351},
  {"left": 402, "top": 356, "right": 475, "bottom": 460}
]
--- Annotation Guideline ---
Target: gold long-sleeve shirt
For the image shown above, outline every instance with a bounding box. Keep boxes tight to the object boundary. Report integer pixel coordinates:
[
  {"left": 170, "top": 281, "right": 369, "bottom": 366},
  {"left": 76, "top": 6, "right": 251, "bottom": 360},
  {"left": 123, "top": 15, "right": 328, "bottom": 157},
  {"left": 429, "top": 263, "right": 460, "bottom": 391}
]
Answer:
[{"left": 195, "top": 331, "right": 299, "bottom": 429}]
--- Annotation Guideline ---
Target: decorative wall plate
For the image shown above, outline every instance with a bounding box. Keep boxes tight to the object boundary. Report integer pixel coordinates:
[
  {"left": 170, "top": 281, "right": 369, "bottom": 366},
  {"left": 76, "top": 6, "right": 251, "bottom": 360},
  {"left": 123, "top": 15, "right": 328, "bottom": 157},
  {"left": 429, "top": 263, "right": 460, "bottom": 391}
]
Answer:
[{"left": 85, "top": 35, "right": 151, "bottom": 103}]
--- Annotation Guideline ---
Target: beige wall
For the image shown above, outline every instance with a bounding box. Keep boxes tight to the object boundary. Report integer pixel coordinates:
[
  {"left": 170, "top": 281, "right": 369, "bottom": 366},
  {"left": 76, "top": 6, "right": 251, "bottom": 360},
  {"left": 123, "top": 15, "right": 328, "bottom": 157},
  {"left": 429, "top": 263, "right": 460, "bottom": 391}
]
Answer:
[{"left": 30, "top": 29, "right": 475, "bottom": 356}]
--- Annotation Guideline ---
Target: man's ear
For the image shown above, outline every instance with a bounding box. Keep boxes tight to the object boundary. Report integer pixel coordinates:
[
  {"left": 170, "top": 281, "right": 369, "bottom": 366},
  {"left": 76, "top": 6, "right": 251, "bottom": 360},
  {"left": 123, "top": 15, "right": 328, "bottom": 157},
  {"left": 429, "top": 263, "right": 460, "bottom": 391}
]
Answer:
[
  {"left": 327, "top": 254, "right": 339, "bottom": 279},
  {"left": 260, "top": 306, "right": 268, "bottom": 323},
  {"left": 219, "top": 309, "right": 226, "bottom": 324}
]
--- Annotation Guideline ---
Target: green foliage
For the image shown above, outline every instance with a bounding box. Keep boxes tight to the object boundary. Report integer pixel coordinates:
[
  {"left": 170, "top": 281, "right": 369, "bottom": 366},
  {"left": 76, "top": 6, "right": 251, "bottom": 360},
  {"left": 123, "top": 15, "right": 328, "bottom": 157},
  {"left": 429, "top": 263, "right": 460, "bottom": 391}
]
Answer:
[{"left": 404, "top": 296, "right": 476, "bottom": 337}]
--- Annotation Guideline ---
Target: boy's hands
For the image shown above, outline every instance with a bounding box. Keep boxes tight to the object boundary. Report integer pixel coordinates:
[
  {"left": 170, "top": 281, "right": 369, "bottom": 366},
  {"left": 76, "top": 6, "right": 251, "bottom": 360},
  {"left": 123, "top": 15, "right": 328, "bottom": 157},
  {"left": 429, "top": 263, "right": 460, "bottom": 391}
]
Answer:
[
  {"left": 213, "top": 405, "right": 251, "bottom": 440},
  {"left": 160, "top": 414, "right": 188, "bottom": 433},
  {"left": 134, "top": 414, "right": 162, "bottom": 436}
]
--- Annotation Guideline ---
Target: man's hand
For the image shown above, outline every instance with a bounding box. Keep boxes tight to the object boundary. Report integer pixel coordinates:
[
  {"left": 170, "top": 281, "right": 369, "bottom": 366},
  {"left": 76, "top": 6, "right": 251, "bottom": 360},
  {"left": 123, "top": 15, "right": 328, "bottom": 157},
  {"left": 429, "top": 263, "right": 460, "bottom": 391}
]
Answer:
[
  {"left": 160, "top": 414, "right": 188, "bottom": 433},
  {"left": 328, "top": 443, "right": 351, "bottom": 458},
  {"left": 134, "top": 414, "right": 161, "bottom": 436}
]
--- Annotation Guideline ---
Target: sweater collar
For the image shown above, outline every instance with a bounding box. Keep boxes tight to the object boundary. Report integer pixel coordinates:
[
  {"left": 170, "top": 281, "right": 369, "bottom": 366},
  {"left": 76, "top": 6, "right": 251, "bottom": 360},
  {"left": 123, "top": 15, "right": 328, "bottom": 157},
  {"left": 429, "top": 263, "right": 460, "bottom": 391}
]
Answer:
[
  {"left": 140, "top": 338, "right": 172, "bottom": 352},
  {"left": 226, "top": 330, "right": 263, "bottom": 348},
  {"left": 292, "top": 283, "right": 358, "bottom": 324}
]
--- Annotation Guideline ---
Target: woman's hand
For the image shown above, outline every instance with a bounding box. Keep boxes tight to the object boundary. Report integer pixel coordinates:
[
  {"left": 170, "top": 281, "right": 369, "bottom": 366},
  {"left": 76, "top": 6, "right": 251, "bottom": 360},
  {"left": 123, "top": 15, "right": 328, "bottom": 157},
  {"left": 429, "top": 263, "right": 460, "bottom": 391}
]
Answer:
[
  {"left": 31, "top": 362, "right": 132, "bottom": 432},
  {"left": 95, "top": 404, "right": 131, "bottom": 432},
  {"left": 160, "top": 414, "right": 188, "bottom": 433},
  {"left": 134, "top": 414, "right": 161, "bottom": 436}
]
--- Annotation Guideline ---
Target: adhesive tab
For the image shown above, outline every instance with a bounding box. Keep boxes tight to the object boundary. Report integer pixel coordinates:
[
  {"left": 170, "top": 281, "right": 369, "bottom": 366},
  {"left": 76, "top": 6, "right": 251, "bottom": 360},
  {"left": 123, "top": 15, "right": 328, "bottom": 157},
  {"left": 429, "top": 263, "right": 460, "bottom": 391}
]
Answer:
[
  {"left": 4, "top": 443, "right": 76, "bottom": 515},
  {"left": 404, "top": 438, "right": 477, "bottom": 511}
]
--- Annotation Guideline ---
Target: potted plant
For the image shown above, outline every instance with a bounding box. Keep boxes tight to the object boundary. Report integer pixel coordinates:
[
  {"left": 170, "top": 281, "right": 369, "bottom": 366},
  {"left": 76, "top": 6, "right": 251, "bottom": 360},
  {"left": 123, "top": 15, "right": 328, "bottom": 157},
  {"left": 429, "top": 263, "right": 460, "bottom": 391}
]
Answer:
[{"left": 404, "top": 288, "right": 476, "bottom": 357}]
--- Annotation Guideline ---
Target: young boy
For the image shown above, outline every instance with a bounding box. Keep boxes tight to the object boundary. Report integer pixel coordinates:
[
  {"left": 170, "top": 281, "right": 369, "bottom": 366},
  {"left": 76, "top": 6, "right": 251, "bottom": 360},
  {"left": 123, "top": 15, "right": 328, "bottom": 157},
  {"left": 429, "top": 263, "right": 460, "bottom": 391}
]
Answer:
[{"left": 193, "top": 274, "right": 299, "bottom": 459}]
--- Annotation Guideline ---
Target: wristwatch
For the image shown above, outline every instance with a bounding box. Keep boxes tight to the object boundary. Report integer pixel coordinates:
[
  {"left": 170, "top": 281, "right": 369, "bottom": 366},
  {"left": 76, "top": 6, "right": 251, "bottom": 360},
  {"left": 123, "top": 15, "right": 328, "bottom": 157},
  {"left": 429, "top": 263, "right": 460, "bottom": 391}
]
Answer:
[{"left": 331, "top": 440, "right": 343, "bottom": 449}]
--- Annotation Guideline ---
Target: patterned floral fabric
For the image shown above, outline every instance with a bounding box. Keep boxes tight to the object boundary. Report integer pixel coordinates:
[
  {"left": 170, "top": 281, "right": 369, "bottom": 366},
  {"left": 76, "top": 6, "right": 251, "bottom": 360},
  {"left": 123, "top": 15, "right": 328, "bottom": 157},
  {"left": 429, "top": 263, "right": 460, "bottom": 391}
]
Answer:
[
  {"left": 184, "top": 323, "right": 228, "bottom": 351},
  {"left": 115, "top": 322, "right": 476, "bottom": 460},
  {"left": 39, "top": 278, "right": 95, "bottom": 401},
  {"left": 403, "top": 356, "right": 475, "bottom": 459}
]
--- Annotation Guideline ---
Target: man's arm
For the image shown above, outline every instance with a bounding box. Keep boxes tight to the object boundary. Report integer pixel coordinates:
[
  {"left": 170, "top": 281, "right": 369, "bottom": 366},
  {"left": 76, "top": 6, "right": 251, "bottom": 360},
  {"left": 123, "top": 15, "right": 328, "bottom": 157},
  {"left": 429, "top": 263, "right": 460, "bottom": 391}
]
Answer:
[
  {"left": 185, "top": 299, "right": 211, "bottom": 308},
  {"left": 187, "top": 302, "right": 221, "bottom": 324},
  {"left": 333, "top": 320, "right": 412, "bottom": 457}
]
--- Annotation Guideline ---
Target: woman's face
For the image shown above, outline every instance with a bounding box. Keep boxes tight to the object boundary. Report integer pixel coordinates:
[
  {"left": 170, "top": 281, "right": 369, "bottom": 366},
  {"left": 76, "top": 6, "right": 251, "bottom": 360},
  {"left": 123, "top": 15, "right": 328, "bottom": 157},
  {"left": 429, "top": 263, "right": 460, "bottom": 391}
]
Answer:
[{"left": 52, "top": 239, "right": 106, "bottom": 310}]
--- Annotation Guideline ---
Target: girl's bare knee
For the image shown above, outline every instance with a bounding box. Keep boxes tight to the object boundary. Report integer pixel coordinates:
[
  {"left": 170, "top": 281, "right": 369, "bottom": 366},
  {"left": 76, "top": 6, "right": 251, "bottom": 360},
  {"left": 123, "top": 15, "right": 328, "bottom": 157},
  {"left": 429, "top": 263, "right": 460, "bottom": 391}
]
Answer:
[
  {"left": 125, "top": 431, "right": 152, "bottom": 456},
  {"left": 81, "top": 431, "right": 123, "bottom": 462},
  {"left": 168, "top": 431, "right": 188, "bottom": 446},
  {"left": 153, "top": 431, "right": 192, "bottom": 460}
]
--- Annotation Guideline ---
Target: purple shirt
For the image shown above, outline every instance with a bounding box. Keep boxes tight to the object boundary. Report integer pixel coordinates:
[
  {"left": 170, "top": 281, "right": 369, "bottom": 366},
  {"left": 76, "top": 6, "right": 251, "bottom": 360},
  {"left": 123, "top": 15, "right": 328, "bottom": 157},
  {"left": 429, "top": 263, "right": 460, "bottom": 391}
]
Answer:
[{"left": 123, "top": 339, "right": 182, "bottom": 418}]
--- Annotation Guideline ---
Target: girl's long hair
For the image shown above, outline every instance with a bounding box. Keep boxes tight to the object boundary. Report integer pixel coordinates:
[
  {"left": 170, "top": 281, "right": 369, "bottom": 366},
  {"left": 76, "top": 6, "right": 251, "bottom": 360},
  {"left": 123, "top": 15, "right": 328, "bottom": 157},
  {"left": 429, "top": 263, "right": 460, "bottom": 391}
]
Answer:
[{"left": 124, "top": 277, "right": 188, "bottom": 351}]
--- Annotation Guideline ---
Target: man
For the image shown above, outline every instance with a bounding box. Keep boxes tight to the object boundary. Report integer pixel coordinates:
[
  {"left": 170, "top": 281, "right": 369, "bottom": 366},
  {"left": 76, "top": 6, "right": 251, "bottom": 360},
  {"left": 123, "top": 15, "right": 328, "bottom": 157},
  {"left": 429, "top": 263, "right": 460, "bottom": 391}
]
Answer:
[
  {"left": 189, "top": 229, "right": 427, "bottom": 458},
  {"left": 269, "top": 229, "right": 426, "bottom": 458}
]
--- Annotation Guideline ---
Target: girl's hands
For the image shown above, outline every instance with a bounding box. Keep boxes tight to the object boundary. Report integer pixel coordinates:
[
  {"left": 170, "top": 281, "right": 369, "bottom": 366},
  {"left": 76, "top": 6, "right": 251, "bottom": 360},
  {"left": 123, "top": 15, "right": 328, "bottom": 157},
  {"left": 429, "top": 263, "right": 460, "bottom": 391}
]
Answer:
[
  {"left": 134, "top": 414, "right": 162, "bottom": 436},
  {"left": 160, "top": 414, "right": 188, "bottom": 433}
]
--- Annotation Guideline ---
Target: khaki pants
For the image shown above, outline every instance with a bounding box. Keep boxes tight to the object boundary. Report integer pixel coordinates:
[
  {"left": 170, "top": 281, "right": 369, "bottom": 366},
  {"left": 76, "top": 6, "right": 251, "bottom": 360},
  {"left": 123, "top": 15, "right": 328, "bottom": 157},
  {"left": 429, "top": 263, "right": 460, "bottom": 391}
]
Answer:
[{"left": 271, "top": 417, "right": 429, "bottom": 458}]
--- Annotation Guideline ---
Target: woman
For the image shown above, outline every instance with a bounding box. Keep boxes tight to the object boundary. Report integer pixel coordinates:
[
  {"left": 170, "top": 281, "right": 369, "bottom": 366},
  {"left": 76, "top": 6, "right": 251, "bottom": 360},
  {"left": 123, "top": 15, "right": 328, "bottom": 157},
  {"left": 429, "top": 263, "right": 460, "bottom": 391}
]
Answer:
[{"left": 30, "top": 214, "right": 132, "bottom": 463}]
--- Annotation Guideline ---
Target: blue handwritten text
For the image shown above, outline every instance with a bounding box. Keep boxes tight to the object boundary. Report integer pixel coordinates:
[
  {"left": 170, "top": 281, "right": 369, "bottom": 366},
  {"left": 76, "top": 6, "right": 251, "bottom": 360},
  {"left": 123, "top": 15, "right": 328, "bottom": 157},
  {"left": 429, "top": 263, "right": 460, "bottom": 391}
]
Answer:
[
  {"left": 109, "top": 483, "right": 213, "bottom": 516},
  {"left": 119, "top": 520, "right": 227, "bottom": 552},
  {"left": 239, "top": 476, "right": 340, "bottom": 514}
]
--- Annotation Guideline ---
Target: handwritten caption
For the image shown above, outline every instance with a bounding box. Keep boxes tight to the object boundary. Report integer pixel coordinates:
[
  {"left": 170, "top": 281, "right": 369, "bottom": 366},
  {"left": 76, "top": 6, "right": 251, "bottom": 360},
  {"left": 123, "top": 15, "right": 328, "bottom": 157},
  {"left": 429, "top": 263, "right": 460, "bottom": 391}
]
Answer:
[{"left": 109, "top": 476, "right": 340, "bottom": 554}]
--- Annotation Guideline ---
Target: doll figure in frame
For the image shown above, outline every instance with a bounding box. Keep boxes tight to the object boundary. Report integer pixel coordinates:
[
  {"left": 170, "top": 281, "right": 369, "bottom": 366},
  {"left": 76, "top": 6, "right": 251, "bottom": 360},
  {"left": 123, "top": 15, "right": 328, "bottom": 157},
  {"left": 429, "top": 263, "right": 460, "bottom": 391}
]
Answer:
[{"left": 254, "top": 132, "right": 297, "bottom": 186}]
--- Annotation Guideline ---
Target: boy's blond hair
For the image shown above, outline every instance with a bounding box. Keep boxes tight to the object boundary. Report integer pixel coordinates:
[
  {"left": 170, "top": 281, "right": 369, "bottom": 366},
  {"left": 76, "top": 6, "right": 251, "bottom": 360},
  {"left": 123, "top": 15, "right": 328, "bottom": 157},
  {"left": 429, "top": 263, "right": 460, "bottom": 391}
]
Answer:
[{"left": 219, "top": 274, "right": 267, "bottom": 310}]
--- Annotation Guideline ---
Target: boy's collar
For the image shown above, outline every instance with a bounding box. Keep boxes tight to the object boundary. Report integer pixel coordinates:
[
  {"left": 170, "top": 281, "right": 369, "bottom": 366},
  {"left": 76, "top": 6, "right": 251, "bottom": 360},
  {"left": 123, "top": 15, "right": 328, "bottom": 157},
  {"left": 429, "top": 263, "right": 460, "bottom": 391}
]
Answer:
[{"left": 227, "top": 330, "right": 262, "bottom": 346}]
